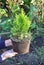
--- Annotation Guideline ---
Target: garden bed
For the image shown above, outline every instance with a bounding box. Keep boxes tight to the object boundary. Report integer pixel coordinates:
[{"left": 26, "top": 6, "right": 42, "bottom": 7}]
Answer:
[
  {"left": 0, "top": 0, "right": 44, "bottom": 65},
  {"left": 0, "top": 36, "right": 44, "bottom": 65}
]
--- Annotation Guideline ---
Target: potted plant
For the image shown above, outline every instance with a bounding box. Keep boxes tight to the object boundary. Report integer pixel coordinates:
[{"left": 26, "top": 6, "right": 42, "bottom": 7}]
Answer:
[{"left": 10, "top": 10, "right": 31, "bottom": 54}]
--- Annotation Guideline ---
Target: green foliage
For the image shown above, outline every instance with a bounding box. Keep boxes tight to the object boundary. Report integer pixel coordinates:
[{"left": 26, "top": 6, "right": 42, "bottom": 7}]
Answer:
[
  {"left": 0, "top": 3, "right": 20, "bottom": 36},
  {"left": 0, "top": 18, "right": 11, "bottom": 33},
  {"left": 10, "top": 9, "right": 31, "bottom": 39},
  {"left": 0, "top": 0, "right": 43, "bottom": 38},
  {"left": 0, "top": 0, "right": 44, "bottom": 63},
  {"left": 27, "top": 4, "right": 36, "bottom": 20},
  {"left": 0, "top": 8, "right": 10, "bottom": 35},
  {"left": 0, "top": 8, "right": 7, "bottom": 18},
  {"left": 11, "top": 3, "right": 20, "bottom": 17},
  {"left": 23, "top": 0, "right": 32, "bottom": 5},
  {"left": 31, "top": 0, "right": 43, "bottom": 22},
  {"left": 30, "top": 21, "right": 44, "bottom": 39},
  {"left": 0, "top": 8, "right": 6, "bottom": 14},
  {"left": 0, "top": 0, "right": 6, "bottom": 3},
  {"left": 0, "top": 7, "right": 11, "bottom": 33},
  {"left": 35, "top": 46, "right": 44, "bottom": 60},
  {"left": 27, "top": 0, "right": 44, "bottom": 39},
  {"left": 7, "top": 0, "right": 13, "bottom": 8}
]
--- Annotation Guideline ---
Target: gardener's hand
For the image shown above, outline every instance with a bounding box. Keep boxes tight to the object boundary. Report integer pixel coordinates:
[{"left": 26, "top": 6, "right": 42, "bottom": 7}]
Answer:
[
  {"left": 5, "top": 39, "right": 13, "bottom": 47},
  {"left": 1, "top": 49, "right": 18, "bottom": 61}
]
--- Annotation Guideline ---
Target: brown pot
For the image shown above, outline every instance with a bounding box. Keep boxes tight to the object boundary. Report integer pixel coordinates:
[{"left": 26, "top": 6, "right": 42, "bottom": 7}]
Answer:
[{"left": 12, "top": 38, "right": 31, "bottom": 54}]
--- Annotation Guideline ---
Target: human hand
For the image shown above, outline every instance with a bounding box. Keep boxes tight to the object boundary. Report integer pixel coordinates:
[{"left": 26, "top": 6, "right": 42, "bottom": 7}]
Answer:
[
  {"left": 1, "top": 49, "right": 18, "bottom": 61},
  {"left": 5, "top": 39, "right": 13, "bottom": 47}
]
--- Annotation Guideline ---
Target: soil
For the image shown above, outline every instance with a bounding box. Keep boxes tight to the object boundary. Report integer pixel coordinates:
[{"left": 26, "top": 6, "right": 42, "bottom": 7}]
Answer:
[
  {"left": 30, "top": 36, "right": 44, "bottom": 52},
  {"left": 0, "top": 36, "right": 44, "bottom": 65}
]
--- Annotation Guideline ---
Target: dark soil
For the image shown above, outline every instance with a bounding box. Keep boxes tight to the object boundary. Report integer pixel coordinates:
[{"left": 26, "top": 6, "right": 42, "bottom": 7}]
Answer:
[
  {"left": 0, "top": 36, "right": 44, "bottom": 65},
  {"left": 30, "top": 36, "right": 44, "bottom": 52}
]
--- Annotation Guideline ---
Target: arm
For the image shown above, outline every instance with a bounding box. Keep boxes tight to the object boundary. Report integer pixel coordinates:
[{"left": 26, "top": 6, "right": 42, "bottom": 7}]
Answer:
[
  {"left": 0, "top": 49, "right": 18, "bottom": 62},
  {"left": 0, "top": 38, "right": 6, "bottom": 49}
]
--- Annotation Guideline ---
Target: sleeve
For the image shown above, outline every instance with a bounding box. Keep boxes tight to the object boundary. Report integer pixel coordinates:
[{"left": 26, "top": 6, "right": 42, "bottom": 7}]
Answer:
[
  {"left": 0, "top": 55, "right": 2, "bottom": 63},
  {"left": 0, "top": 38, "right": 6, "bottom": 49}
]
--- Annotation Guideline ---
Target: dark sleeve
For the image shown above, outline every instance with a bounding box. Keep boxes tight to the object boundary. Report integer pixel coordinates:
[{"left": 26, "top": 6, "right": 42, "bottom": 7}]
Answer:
[
  {"left": 0, "top": 38, "right": 6, "bottom": 49},
  {"left": 0, "top": 55, "right": 2, "bottom": 63}
]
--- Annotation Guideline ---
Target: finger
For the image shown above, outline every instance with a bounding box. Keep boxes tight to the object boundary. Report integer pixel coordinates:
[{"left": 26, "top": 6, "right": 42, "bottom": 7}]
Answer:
[
  {"left": 8, "top": 52, "right": 18, "bottom": 58},
  {"left": 2, "top": 56, "right": 8, "bottom": 61}
]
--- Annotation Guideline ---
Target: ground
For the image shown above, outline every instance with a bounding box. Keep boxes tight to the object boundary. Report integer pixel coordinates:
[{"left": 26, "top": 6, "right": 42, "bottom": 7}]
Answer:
[{"left": 0, "top": 36, "right": 44, "bottom": 65}]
